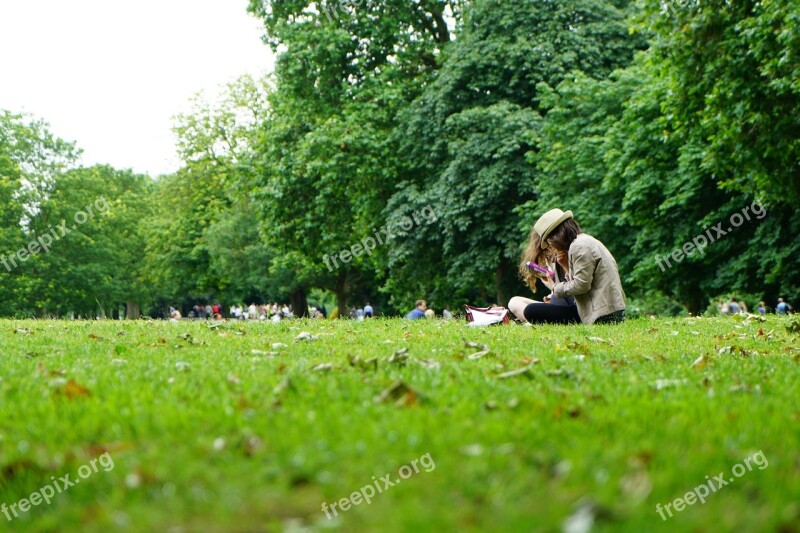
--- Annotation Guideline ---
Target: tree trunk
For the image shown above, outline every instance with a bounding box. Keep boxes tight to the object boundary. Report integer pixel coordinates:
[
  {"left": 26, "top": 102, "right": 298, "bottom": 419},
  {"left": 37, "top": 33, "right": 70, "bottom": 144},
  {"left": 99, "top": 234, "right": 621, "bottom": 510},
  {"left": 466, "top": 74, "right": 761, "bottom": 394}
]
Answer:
[
  {"left": 291, "top": 289, "right": 309, "bottom": 318},
  {"left": 126, "top": 301, "right": 141, "bottom": 319},
  {"left": 335, "top": 271, "right": 348, "bottom": 318},
  {"left": 495, "top": 261, "right": 509, "bottom": 307}
]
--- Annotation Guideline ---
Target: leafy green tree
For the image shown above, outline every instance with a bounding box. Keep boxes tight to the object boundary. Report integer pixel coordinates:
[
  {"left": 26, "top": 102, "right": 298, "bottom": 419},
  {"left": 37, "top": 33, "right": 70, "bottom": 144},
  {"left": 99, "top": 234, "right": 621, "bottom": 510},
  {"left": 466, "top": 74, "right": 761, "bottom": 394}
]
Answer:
[
  {"left": 0, "top": 111, "right": 80, "bottom": 316},
  {"left": 145, "top": 75, "right": 273, "bottom": 312},
  {"left": 640, "top": 0, "right": 800, "bottom": 205},
  {"left": 25, "top": 165, "right": 154, "bottom": 317},
  {"left": 387, "top": 0, "right": 644, "bottom": 307},
  {"left": 248, "top": 0, "right": 464, "bottom": 314}
]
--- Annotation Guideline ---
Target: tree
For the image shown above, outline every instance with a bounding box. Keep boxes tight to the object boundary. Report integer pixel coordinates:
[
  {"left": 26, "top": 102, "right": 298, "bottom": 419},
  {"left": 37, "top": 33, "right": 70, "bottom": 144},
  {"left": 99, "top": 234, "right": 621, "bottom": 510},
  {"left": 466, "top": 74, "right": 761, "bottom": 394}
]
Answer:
[
  {"left": 25, "top": 165, "right": 153, "bottom": 317},
  {"left": 387, "top": 0, "right": 644, "bottom": 307},
  {"left": 248, "top": 0, "right": 465, "bottom": 314},
  {"left": 144, "top": 75, "right": 273, "bottom": 312}
]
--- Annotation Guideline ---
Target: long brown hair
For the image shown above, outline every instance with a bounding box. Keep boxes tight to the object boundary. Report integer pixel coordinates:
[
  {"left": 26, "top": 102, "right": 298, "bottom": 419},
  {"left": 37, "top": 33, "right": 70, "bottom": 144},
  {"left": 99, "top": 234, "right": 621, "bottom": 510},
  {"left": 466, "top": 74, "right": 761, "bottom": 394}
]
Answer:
[
  {"left": 518, "top": 227, "right": 552, "bottom": 291},
  {"left": 518, "top": 219, "right": 582, "bottom": 291}
]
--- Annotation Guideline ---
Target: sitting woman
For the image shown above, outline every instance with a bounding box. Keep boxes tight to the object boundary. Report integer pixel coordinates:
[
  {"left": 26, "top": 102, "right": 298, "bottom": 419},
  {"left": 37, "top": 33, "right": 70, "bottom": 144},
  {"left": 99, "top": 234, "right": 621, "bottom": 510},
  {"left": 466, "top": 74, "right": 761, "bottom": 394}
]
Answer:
[{"left": 509, "top": 209, "right": 626, "bottom": 325}]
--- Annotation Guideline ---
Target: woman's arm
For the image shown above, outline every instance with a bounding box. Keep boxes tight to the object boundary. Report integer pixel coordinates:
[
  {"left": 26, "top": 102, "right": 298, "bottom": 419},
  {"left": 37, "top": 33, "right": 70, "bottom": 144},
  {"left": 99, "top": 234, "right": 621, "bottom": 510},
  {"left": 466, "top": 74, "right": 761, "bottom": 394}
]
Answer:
[{"left": 553, "top": 244, "right": 595, "bottom": 298}]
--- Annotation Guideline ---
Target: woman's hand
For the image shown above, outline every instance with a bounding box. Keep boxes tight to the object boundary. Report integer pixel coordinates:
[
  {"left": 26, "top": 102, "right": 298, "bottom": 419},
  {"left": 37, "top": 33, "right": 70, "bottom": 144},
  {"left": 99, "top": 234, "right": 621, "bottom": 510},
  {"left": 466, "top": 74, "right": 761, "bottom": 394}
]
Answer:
[
  {"left": 556, "top": 250, "right": 569, "bottom": 272},
  {"left": 543, "top": 294, "right": 552, "bottom": 304}
]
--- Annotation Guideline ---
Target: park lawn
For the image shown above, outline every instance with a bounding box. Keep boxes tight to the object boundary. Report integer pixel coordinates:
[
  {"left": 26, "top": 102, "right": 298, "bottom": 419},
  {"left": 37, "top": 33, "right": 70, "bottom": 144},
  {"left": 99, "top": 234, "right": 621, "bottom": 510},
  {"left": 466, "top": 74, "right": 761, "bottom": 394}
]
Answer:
[{"left": 0, "top": 316, "right": 799, "bottom": 532}]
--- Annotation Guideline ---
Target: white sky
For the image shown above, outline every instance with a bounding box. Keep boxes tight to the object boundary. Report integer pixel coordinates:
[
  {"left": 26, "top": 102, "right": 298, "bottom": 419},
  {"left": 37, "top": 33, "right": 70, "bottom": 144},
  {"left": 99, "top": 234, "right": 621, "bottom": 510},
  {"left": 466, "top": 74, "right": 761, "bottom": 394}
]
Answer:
[{"left": 0, "top": 0, "right": 275, "bottom": 176}]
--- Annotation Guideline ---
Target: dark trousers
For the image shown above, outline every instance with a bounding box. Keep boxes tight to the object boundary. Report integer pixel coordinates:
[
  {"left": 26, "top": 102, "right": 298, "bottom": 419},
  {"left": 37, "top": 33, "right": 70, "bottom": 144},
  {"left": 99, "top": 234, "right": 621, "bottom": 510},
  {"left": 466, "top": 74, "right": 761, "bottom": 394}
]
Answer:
[{"left": 523, "top": 301, "right": 580, "bottom": 324}]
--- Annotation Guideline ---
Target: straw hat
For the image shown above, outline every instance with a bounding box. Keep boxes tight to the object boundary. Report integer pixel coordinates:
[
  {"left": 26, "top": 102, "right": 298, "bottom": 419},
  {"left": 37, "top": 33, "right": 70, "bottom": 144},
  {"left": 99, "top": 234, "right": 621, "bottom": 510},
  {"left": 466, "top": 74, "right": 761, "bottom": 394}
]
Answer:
[{"left": 533, "top": 209, "right": 573, "bottom": 248}]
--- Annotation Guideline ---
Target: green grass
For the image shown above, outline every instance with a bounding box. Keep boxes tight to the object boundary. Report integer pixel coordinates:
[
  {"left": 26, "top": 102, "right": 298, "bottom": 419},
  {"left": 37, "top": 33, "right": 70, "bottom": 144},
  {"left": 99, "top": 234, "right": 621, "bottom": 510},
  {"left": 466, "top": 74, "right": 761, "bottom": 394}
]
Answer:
[{"left": 1, "top": 316, "right": 799, "bottom": 532}]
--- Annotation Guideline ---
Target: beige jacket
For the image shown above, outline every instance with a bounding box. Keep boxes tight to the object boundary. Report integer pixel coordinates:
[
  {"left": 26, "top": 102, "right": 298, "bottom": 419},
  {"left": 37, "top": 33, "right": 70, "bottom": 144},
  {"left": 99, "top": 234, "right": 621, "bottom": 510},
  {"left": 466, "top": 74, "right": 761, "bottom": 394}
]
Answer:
[{"left": 552, "top": 234, "right": 626, "bottom": 324}]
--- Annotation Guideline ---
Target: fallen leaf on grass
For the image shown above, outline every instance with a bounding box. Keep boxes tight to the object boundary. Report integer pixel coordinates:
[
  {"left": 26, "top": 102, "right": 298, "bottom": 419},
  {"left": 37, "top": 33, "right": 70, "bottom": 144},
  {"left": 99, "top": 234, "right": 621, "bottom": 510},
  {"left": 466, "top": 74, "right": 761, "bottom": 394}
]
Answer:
[
  {"left": 251, "top": 349, "right": 279, "bottom": 357},
  {"left": 375, "top": 380, "right": 427, "bottom": 406},
  {"left": 411, "top": 358, "right": 440, "bottom": 370},
  {"left": 691, "top": 355, "right": 709, "bottom": 369},
  {"left": 563, "top": 499, "right": 595, "bottom": 533},
  {"left": 175, "top": 362, "right": 190, "bottom": 372},
  {"left": 51, "top": 379, "right": 91, "bottom": 399},
  {"left": 311, "top": 363, "right": 333, "bottom": 372},
  {"left": 651, "top": 379, "right": 687, "bottom": 390},
  {"left": 497, "top": 366, "right": 535, "bottom": 380},
  {"left": 0, "top": 459, "right": 40, "bottom": 481},
  {"left": 460, "top": 444, "right": 484, "bottom": 457},
  {"left": 13, "top": 328, "right": 33, "bottom": 335},
  {"left": 546, "top": 368, "right": 575, "bottom": 379},
  {"left": 620, "top": 469, "right": 652, "bottom": 504},
  {"left": 294, "top": 332, "right": 318, "bottom": 342},
  {"left": 729, "top": 383, "right": 762, "bottom": 394},
  {"left": 388, "top": 348, "right": 409, "bottom": 365},
  {"left": 565, "top": 342, "right": 591, "bottom": 355},
  {"left": 553, "top": 405, "right": 582, "bottom": 419},
  {"left": 238, "top": 436, "right": 263, "bottom": 457},
  {"left": 36, "top": 364, "right": 65, "bottom": 376},
  {"left": 463, "top": 340, "right": 491, "bottom": 360},
  {"left": 348, "top": 354, "right": 379, "bottom": 371},
  {"left": 273, "top": 376, "right": 294, "bottom": 396}
]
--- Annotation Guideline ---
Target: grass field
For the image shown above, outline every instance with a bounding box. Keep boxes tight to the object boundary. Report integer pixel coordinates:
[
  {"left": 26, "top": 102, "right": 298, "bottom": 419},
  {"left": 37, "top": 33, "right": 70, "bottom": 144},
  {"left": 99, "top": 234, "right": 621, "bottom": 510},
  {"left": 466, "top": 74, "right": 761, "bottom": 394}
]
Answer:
[{"left": 1, "top": 316, "right": 799, "bottom": 532}]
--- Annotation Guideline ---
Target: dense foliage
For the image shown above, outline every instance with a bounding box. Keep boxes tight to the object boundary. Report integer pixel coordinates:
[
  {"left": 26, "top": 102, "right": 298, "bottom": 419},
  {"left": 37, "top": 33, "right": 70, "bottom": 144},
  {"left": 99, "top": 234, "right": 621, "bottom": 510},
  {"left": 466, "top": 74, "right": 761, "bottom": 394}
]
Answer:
[{"left": 0, "top": 0, "right": 797, "bottom": 317}]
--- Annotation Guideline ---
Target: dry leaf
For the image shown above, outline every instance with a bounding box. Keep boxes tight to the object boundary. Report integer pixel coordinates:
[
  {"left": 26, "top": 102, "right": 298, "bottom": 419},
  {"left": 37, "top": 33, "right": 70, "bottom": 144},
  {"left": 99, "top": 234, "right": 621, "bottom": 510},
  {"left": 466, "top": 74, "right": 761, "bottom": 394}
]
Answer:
[
  {"left": 691, "top": 355, "right": 708, "bottom": 369},
  {"left": 497, "top": 366, "right": 535, "bottom": 380}
]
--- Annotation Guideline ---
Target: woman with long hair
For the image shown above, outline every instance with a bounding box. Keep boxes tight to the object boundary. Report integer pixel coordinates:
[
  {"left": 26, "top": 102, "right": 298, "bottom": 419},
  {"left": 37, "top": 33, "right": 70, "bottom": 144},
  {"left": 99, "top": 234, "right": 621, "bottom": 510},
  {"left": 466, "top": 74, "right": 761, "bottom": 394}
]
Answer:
[{"left": 508, "top": 209, "right": 626, "bottom": 325}]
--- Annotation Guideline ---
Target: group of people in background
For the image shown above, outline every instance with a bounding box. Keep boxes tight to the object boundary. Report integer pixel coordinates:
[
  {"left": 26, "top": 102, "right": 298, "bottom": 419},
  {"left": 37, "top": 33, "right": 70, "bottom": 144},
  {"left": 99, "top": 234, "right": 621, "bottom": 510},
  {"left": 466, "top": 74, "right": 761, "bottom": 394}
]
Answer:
[
  {"left": 166, "top": 293, "right": 793, "bottom": 323},
  {"left": 406, "top": 300, "right": 453, "bottom": 320},
  {"left": 719, "top": 297, "right": 793, "bottom": 316},
  {"left": 348, "top": 303, "right": 374, "bottom": 320},
  {"left": 170, "top": 303, "right": 298, "bottom": 322}
]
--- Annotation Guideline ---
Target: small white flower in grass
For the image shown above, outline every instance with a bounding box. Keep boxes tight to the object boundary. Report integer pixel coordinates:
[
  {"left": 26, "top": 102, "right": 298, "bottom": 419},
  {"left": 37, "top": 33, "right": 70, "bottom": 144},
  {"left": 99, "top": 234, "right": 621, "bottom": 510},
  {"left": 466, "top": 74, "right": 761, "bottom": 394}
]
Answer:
[
  {"left": 213, "top": 437, "right": 226, "bottom": 451},
  {"left": 175, "top": 361, "right": 190, "bottom": 372}
]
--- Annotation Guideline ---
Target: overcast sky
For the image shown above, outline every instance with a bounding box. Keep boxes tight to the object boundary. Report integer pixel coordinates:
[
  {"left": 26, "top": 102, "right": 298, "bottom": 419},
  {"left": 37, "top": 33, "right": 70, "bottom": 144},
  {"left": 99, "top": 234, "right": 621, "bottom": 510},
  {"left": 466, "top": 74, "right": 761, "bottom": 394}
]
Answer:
[{"left": 0, "top": 0, "right": 274, "bottom": 176}]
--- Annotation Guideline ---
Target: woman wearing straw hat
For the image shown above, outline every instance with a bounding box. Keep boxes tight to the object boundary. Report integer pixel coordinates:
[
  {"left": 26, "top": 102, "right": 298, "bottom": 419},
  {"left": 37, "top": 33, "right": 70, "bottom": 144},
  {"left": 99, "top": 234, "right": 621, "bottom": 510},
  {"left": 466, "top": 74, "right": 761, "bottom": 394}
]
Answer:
[{"left": 508, "top": 209, "right": 626, "bottom": 325}]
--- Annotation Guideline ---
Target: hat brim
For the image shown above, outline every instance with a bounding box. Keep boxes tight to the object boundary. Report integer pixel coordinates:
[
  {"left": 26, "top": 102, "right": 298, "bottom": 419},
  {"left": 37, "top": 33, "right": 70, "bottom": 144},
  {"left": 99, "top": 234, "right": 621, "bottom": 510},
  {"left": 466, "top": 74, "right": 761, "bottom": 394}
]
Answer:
[{"left": 539, "top": 210, "right": 573, "bottom": 248}]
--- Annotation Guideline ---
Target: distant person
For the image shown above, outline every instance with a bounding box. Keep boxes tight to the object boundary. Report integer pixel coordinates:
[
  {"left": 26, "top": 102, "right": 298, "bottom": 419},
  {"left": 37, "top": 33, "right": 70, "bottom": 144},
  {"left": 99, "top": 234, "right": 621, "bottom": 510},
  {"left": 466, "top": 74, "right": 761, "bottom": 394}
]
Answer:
[
  {"left": 727, "top": 298, "right": 741, "bottom": 315},
  {"left": 777, "top": 298, "right": 792, "bottom": 315},
  {"left": 424, "top": 309, "right": 435, "bottom": 319},
  {"left": 364, "top": 303, "right": 373, "bottom": 318},
  {"left": 737, "top": 300, "right": 748, "bottom": 314},
  {"left": 357, "top": 307, "right": 365, "bottom": 321},
  {"left": 442, "top": 308, "right": 453, "bottom": 320},
  {"left": 757, "top": 301, "right": 767, "bottom": 315},
  {"left": 508, "top": 209, "right": 625, "bottom": 324},
  {"left": 406, "top": 300, "right": 427, "bottom": 320},
  {"left": 718, "top": 300, "right": 730, "bottom": 315}
]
